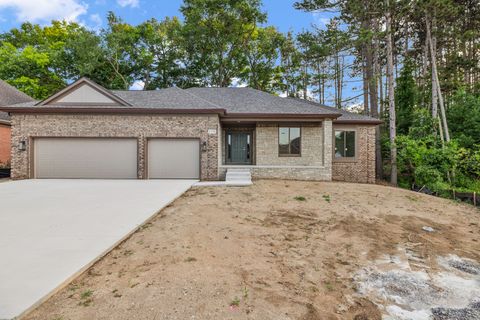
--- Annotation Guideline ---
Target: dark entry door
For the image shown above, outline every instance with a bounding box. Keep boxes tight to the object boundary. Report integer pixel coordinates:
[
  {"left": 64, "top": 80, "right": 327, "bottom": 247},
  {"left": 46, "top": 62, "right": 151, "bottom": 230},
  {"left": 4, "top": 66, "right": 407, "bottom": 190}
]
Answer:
[{"left": 227, "top": 132, "right": 252, "bottom": 164}]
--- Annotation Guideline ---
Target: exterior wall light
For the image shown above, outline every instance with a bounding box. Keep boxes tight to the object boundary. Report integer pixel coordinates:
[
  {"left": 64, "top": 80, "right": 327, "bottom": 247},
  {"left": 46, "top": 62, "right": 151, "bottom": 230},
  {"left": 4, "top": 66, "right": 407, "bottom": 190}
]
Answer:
[
  {"left": 19, "top": 140, "right": 27, "bottom": 151},
  {"left": 202, "top": 141, "right": 207, "bottom": 152}
]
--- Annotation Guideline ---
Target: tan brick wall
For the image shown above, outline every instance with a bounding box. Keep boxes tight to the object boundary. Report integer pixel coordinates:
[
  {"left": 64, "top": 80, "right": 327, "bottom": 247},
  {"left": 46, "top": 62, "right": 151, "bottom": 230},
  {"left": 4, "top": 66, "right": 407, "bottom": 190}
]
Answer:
[
  {"left": 256, "top": 123, "right": 323, "bottom": 166},
  {"left": 0, "top": 124, "right": 11, "bottom": 166},
  {"left": 332, "top": 125, "right": 376, "bottom": 183},
  {"left": 10, "top": 114, "right": 220, "bottom": 180},
  {"left": 220, "top": 120, "right": 333, "bottom": 181}
]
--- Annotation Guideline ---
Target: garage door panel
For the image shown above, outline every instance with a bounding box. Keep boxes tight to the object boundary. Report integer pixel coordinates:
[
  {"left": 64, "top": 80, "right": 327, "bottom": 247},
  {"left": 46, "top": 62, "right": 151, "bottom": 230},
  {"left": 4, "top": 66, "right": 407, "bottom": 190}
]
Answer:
[
  {"left": 148, "top": 139, "right": 199, "bottom": 179},
  {"left": 35, "top": 138, "right": 138, "bottom": 179}
]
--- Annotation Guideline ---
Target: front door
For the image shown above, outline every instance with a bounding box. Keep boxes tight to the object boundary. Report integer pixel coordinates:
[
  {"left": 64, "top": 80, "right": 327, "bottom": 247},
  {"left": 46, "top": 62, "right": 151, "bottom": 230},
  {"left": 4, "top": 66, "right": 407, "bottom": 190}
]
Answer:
[{"left": 226, "top": 131, "right": 252, "bottom": 164}]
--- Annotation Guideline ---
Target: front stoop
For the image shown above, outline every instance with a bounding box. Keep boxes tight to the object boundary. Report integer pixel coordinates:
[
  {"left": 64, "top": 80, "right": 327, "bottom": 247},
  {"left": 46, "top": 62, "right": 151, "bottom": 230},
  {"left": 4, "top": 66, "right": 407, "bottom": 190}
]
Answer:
[{"left": 194, "top": 168, "right": 252, "bottom": 187}]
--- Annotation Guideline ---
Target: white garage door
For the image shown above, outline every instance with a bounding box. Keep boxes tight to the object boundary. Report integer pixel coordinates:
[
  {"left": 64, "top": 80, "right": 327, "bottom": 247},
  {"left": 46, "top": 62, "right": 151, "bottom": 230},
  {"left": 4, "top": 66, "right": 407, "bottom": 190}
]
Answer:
[
  {"left": 34, "top": 138, "right": 138, "bottom": 179},
  {"left": 148, "top": 139, "right": 200, "bottom": 179}
]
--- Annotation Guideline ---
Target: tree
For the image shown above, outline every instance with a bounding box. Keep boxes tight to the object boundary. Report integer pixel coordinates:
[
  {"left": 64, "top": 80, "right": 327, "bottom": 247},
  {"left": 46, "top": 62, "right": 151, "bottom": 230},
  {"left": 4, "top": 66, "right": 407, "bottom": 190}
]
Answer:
[
  {"left": 137, "top": 17, "right": 187, "bottom": 89},
  {"left": 385, "top": 0, "right": 397, "bottom": 186},
  {"left": 180, "top": 0, "right": 267, "bottom": 87},
  {"left": 395, "top": 60, "right": 417, "bottom": 135},
  {"left": 240, "top": 26, "right": 284, "bottom": 92}
]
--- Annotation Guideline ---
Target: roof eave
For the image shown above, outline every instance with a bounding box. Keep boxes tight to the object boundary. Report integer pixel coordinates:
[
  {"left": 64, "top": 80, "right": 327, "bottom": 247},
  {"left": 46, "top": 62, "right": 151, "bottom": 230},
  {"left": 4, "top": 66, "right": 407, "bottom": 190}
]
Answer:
[
  {"left": 0, "top": 107, "right": 226, "bottom": 115},
  {"left": 221, "top": 113, "right": 342, "bottom": 119},
  {"left": 334, "top": 119, "right": 383, "bottom": 125}
]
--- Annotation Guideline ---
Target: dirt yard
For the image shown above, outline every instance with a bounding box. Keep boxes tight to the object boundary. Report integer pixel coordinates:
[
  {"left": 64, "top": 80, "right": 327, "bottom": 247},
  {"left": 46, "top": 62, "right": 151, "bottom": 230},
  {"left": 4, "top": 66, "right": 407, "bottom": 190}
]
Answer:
[{"left": 24, "top": 180, "right": 480, "bottom": 320}]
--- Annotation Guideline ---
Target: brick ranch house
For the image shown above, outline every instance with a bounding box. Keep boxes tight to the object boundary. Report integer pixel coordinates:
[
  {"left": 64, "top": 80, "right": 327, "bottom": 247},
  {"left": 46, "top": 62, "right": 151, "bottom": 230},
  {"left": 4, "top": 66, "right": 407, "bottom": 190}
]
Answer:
[
  {"left": 0, "top": 78, "right": 381, "bottom": 183},
  {"left": 0, "top": 80, "right": 35, "bottom": 167}
]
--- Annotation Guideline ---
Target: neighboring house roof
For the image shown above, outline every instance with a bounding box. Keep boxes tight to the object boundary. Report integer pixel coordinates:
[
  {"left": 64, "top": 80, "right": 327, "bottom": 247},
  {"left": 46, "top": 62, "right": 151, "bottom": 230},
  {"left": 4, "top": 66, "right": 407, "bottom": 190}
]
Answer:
[
  {"left": 0, "top": 77, "right": 381, "bottom": 124},
  {"left": 0, "top": 79, "right": 35, "bottom": 125}
]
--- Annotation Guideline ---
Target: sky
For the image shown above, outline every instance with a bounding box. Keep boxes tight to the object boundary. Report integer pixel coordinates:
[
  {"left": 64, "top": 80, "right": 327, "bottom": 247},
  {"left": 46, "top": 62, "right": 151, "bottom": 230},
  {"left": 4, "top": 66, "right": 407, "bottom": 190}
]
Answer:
[{"left": 0, "top": 0, "right": 360, "bottom": 107}]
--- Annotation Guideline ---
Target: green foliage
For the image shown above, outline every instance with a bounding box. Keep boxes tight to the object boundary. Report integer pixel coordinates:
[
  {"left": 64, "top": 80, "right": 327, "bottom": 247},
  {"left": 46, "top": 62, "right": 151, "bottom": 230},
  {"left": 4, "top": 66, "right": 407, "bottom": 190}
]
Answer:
[
  {"left": 447, "top": 90, "right": 480, "bottom": 149},
  {"left": 396, "top": 134, "right": 480, "bottom": 193},
  {"left": 240, "top": 26, "right": 284, "bottom": 92},
  {"left": 395, "top": 61, "right": 417, "bottom": 135},
  {"left": 180, "top": 0, "right": 267, "bottom": 87}
]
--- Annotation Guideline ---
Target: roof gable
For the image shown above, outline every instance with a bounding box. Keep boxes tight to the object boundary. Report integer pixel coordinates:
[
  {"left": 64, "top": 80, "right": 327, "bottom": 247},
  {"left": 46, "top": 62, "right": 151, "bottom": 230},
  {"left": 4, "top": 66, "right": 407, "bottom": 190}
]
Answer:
[{"left": 37, "top": 78, "right": 131, "bottom": 107}]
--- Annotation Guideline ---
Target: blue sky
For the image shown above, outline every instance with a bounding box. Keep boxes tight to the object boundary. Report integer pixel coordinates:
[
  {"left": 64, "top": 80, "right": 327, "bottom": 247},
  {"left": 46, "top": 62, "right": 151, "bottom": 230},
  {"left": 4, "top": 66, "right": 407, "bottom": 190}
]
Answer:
[{"left": 0, "top": 0, "right": 359, "bottom": 107}]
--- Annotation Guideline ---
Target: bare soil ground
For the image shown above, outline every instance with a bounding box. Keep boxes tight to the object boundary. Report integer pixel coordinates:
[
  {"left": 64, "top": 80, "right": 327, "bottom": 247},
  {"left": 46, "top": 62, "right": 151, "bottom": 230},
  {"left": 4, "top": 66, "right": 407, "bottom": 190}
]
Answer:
[{"left": 24, "top": 180, "right": 480, "bottom": 320}]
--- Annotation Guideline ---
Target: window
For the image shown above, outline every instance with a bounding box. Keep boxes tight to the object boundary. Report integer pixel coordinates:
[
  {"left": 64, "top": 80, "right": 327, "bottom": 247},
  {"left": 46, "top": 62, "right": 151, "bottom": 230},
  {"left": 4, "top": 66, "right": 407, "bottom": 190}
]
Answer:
[
  {"left": 279, "top": 127, "right": 301, "bottom": 156},
  {"left": 335, "top": 130, "right": 355, "bottom": 158}
]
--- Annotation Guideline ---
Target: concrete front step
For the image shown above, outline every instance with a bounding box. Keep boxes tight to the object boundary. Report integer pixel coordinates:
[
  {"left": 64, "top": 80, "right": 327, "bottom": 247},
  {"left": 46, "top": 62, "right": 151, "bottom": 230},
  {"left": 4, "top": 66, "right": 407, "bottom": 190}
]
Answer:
[{"left": 225, "top": 168, "right": 252, "bottom": 185}]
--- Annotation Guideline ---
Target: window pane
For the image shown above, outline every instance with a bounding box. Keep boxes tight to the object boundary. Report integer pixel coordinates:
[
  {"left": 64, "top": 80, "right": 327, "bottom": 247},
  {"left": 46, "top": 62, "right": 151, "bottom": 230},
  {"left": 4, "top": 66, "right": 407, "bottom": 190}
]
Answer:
[
  {"left": 279, "top": 127, "right": 290, "bottom": 154},
  {"left": 290, "top": 127, "right": 301, "bottom": 154},
  {"left": 335, "top": 131, "right": 344, "bottom": 158},
  {"left": 345, "top": 131, "right": 355, "bottom": 157}
]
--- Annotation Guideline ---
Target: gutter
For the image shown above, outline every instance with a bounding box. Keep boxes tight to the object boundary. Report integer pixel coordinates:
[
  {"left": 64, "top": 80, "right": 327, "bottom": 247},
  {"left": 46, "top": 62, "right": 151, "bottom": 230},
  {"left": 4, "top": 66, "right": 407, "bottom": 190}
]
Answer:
[
  {"left": 0, "top": 107, "right": 227, "bottom": 115},
  {"left": 334, "top": 119, "right": 383, "bottom": 125}
]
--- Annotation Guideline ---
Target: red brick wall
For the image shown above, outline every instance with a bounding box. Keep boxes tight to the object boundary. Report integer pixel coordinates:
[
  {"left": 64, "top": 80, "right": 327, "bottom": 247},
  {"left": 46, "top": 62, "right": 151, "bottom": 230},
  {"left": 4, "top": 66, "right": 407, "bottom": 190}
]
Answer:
[{"left": 0, "top": 124, "right": 11, "bottom": 166}]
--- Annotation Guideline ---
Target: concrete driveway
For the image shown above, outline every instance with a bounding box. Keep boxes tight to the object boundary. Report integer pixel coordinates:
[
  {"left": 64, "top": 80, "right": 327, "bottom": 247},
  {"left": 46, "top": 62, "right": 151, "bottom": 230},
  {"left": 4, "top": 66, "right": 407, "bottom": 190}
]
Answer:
[{"left": 0, "top": 179, "right": 196, "bottom": 319}]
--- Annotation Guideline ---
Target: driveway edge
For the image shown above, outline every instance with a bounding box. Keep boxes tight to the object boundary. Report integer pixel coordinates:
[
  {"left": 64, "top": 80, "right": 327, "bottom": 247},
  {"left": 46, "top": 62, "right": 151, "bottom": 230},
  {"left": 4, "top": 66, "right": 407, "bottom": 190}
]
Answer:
[{"left": 16, "top": 185, "right": 193, "bottom": 320}]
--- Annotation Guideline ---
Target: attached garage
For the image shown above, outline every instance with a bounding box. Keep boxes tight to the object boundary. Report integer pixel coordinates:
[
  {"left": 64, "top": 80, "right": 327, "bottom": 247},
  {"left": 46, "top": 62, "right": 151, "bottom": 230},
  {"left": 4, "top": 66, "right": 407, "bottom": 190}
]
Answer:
[
  {"left": 147, "top": 138, "right": 200, "bottom": 179},
  {"left": 34, "top": 138, "right": 138, "bottom": 179}
]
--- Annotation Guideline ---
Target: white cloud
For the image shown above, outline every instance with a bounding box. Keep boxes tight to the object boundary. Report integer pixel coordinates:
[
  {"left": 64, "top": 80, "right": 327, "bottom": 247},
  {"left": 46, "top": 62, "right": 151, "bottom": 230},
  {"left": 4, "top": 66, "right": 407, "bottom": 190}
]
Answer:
[
  {"left": 312, "top": 12, "right": 331, "bottom": 27},
  {"left": 230, "top": 77, "right": 247, "bottom": 88},
  {"left": 89, "top": 13, "right": 102, "bottom": 30},
  {"left": 0, "top": 0, "right": 88, "bottom": 22},
  {"left": 130, "top": 80, "right": 145, "bottom": 90},
  {"left": 117, "top": 0, "right": 139, "bottom": 8}
]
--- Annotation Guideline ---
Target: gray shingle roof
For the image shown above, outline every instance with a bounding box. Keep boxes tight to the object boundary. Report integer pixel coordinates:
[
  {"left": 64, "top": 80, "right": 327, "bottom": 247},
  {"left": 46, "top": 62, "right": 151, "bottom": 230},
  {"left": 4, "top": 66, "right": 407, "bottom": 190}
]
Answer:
[
  {"left": 289, "top": 98, "right": 381, "bottom": 123},
  {"left": 0, "top": 80, "right": 381, "bottom": 123},
  {"left": 185, "top": 87, "right": 339, "bottom": 116},
  {"left": 111, "top": 87, "right": 222, "bottom": 109},
  {"left": 0, "top": 80, "right": 35, "bottom": 123}
]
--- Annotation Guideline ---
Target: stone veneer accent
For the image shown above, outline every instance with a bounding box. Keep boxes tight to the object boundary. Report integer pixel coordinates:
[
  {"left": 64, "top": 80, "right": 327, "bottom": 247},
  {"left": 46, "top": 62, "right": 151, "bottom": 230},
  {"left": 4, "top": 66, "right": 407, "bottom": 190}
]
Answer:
[
  {"left": 10, "top": 114, "right": 220, "bottom": 180},
  {"left": 220, "top": 120, "right": 333, "bottom": 181},
  {"left": 332, "top": 125, "right": 376, "bottom": 183}
]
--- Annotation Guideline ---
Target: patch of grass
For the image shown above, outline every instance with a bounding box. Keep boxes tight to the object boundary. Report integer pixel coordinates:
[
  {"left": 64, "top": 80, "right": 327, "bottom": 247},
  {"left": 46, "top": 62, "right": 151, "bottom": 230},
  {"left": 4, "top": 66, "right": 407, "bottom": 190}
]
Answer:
[
  {"left": 324, "top": 282, "right": 334, "bottom": 292},
  {"left": 243, "top": 286, "right": 249, "bottom": 299},
  {"left": 322, "top": 194, "right": 331, "bottom": 203},
  {"left": 294, "top": 196, "right": 306, "bottom": 201},
  {"left": 230, "top": 296, "right": 241, "bottom": 307},
  {"left": 405, "top": 194, "right": 419, "bottom": 202},
  {"left": 185, "top": 256, "right": 197, "bottom": 262},
  {"left": 80, "top": 290, "right": 93, "bottom": 299},
  {"left": 78, "top": 290, "right": 93, "bottom": 307},
  {"left": 68, "top": 284, "right": 79, "bottom": 292},
  {"left": 139, "top": 222, "right": 153, "bottom": 231},
  {"left": 123, "top": 249, "right": 134, "bottom": 256}
]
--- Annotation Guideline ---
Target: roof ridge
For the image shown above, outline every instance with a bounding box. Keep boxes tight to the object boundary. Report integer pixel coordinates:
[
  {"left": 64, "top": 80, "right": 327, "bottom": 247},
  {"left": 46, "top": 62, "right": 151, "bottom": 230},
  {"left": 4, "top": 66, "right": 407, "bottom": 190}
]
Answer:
[{"left": 180, "top": 87, "right": 226, "bottom": 110}]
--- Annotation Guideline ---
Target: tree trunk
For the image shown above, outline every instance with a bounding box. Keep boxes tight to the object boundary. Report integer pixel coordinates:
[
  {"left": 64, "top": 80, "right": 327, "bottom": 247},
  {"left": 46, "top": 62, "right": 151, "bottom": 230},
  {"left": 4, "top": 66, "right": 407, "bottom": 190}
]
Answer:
[
  {"left": 386, "top": 0, "right": 397, "bottom": 186},
  {"left": 370, "top": 19, "right": 382, "bottom": 180},
  {"left": 363, "top": 57, "right": 369, "bottom": 115},
  {"left": 426, "top": 13, "right": 450, "bottom": 142}
]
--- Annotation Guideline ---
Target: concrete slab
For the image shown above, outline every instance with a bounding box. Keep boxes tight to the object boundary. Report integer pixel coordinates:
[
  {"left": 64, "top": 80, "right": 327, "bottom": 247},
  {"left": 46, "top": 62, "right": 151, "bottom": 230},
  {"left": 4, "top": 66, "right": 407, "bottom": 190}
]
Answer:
[{"left": 0, "top": 179, "right": 196, "bottom": 320}]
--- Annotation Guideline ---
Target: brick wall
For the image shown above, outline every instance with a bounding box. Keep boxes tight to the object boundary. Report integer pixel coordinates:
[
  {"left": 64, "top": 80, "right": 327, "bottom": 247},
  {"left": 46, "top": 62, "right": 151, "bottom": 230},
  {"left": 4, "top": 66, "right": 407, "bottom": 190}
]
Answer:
[
  {"left": 0, "top": 124, "right": 11, "bottom": 166},
  {"left": 220, "top": 120, "right": 333, "bottom": 181},
  {"left": 256, "top": 123, "right": 323, "bottom": 166},
  {"left": 332, "top": 125, "right": 376, "bottom": 183},
  {"left": 10, "top": 114, "right": 220, "bottom": 180}
]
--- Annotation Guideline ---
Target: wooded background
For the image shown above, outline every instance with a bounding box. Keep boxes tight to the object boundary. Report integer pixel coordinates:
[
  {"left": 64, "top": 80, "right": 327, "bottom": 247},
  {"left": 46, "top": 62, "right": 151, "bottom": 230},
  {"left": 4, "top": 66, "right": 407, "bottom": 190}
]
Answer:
[{"left": 0, "top": 0, "right": 478, "bottom": 194}]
